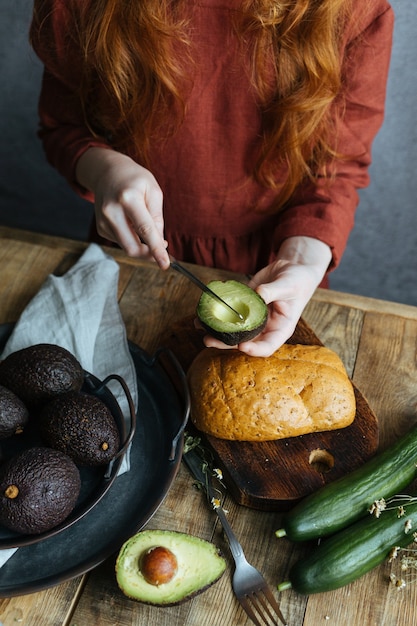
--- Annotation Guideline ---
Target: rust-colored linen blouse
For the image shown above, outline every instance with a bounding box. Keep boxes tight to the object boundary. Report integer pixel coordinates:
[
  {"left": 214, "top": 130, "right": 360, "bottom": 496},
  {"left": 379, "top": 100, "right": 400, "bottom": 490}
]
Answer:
[{"left": 30, "top": 1, "right": 394, "bottom": 275}]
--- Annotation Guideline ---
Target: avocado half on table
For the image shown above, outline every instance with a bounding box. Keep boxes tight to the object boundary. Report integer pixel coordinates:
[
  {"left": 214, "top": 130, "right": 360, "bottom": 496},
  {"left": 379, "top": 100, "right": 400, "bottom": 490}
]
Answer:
[
  {"left": 116, "top": 529, "right": 226, "bottom": 605},
  {"left": 196, "top": 280, "right": 268, "bottom": 345}
]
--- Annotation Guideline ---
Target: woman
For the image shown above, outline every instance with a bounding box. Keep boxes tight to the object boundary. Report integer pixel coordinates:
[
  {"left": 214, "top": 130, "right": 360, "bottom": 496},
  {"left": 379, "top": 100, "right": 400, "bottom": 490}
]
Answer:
[{"left": 29, "top": 0, "right": 394, "bottom": 356}]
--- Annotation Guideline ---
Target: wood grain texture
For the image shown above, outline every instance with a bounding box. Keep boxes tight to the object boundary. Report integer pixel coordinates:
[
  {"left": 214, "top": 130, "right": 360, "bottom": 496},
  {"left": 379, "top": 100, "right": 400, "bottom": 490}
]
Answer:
[
  {"left": 353, "top": 312, "right": 417, "bottom": 449},
  {"left": 0, "top": 577, "right": 85, "bottom": 626},
  {"left": 0, "top": 240, "right": 67, "bottom": 323},
  {"left": 302, "top": 299, "right": 364, "bottom": 377}
]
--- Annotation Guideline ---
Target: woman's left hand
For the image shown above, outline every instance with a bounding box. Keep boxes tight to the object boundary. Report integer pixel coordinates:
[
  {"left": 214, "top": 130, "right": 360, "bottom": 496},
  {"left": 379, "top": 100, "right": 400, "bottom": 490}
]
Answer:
[{"left": 203, "top": 236, "right": 332, "bottom": 357}]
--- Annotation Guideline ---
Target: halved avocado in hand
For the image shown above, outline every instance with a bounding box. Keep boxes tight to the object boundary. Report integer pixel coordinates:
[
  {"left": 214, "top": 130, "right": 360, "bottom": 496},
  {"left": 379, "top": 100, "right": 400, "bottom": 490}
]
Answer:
[
  {"left": 115, "top": 529, "right": 226, "bottom": 605},
  {"left": 197, "top": 280, "right": 268, "bottom": 345}
]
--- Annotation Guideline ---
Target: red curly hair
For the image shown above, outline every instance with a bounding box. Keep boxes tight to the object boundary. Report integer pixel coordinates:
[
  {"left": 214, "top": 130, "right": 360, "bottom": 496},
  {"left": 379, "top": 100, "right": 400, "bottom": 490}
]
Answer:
[{"left": 31, "top": 0, "right": 353, "bottom": 208}]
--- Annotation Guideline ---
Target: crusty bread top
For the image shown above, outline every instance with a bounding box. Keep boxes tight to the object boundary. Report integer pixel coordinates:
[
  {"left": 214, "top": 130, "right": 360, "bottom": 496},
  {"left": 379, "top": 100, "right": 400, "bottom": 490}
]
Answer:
[{"left": 187, "top": 344, "right": 356, "bottom": 441}]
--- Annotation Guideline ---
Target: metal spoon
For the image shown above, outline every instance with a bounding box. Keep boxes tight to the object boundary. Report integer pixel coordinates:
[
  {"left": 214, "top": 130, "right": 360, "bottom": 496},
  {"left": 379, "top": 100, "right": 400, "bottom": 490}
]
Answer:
[{"left": 170, "top": 258, "right": 244, "bottom": 321}]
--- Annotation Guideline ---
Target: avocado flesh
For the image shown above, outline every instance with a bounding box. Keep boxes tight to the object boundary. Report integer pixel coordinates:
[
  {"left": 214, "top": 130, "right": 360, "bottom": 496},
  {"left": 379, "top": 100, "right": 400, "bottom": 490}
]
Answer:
[
  {"left": 197, "top": 280, "right": 268, "bottom": 345},
  {"left": 116, "top": 529, "right": 226, "bottom": 605}
]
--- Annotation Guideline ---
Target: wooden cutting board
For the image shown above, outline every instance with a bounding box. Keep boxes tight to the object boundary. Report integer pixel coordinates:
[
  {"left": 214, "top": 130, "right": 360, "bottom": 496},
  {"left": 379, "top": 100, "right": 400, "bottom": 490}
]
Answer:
[{"left": 160, "top": 316, "right": 379, "bottom": 511}]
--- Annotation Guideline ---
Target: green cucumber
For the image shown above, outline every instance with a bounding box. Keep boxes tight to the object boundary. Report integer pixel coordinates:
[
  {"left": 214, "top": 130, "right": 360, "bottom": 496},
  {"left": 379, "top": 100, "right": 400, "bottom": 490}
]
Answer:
[
  {"left": 278, "top": 494, "right": 417, "bottom": 595},
  {"left": 276, "top": 425, "right": 417, "bottom": 542}
]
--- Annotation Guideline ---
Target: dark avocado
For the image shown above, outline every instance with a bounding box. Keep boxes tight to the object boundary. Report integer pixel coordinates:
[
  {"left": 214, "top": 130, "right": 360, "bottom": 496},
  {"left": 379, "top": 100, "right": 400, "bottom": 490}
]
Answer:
[
  {"left": 39, "top": 391, "right": 120, "bottom": 466},
  {"left": 196, "top": 280, "right": 268, "bottom": 345},
  {"left": 0, "top": 384, "right": 29, "bottom": 439},
  {"left": 0, "top": 343, "right": 84, "bottom": 409},
  {"left": 116, "top": 529, "right": 227, "bottom": 605},
  {"left": 0, "top": 446, "right": 81, "bottom": 535}
]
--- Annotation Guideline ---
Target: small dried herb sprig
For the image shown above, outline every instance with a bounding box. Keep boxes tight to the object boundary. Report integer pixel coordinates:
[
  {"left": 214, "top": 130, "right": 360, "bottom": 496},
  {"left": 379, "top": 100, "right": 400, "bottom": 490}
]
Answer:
[
  {"left": 183, "top": 431, "right": 226, "bottom": 508},
  {"left": 388, "top": 543, "right": 417, "bottom": 591},
  {"left": 368, "top": 494, "right": 417, "bottom": 590},
  {"left": 183, "top": 432, "right": 202, "bottom": 455},
  {"left": 368, "top": 495, "right": 417, "bottom": 526}
]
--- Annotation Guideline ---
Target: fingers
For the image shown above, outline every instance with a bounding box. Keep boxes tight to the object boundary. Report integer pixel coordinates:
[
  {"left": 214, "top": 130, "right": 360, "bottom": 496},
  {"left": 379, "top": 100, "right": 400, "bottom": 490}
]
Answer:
[
  {"left": 250, "top": 271, "right": 299, "bottom": 307},
  {"left": 98, "top": 207, "right": 169, "bottom": 266},
  {"left": 127, "top": 184, "right": 170, "bottom": 269},
  {"left": 95, "top": 168, "right": 170, "bottom": 269},
  {"left": 203, "top": 325, "right": 293, "bottom": 358},
  {"left": 202, "top": 335, "right": 238, "bottom": 350},
  {"left": 238, "top": 326, "right": 294, "bottom": 358}
]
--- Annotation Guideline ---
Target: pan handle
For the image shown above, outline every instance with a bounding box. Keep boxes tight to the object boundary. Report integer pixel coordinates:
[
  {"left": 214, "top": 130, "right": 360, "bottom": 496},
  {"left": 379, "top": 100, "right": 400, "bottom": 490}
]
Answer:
[{"left": 148, "top": 347, "right": 191, "bottom": 462}]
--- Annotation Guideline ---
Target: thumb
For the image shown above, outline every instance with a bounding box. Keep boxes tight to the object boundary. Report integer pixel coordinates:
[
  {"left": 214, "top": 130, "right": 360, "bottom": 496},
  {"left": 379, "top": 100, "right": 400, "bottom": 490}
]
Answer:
[
  {"left": 254, "top": 276, "right": 297, "bottom": 306},
  {"left": 254, "top": 283, "right": 273, "bottom": 305}
]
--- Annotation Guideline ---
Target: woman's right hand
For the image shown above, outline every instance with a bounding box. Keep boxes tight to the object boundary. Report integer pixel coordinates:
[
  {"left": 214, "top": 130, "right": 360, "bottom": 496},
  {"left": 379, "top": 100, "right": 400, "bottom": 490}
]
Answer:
[{"left": 75, "top": 147, "right": 170, "bottom": 269}]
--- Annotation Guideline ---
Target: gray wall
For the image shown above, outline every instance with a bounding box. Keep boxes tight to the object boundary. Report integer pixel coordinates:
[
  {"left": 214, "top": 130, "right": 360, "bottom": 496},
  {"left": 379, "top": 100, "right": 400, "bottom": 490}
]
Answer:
[
  {"left": 1, "top": 1, "right": 416, "bottom": 305},
  {"left": 330, "top": 1, "right": 417, "bottom": 304},
  {"left": 0, "top": 0, "right": 93, "bottom": 241}
]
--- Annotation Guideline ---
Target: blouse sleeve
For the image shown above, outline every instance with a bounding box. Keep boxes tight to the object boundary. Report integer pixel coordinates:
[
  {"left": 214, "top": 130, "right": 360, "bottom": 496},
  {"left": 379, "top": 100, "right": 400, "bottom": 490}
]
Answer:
[
  {"left": 30, "top": 0, "right": 109, "bottom": 201},
  {"left": 272, "top": 3, "right": 394, "bottom": 270}
]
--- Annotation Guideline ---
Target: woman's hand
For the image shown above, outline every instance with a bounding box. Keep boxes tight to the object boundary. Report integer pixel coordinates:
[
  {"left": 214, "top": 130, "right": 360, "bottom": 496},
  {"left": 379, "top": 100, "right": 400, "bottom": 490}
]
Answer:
[
  {"left": 76, "top": 147, "right": 170, "bottom": 269},
  {"left": 203, "top": 236, "right": 332, "bottom": 357}
]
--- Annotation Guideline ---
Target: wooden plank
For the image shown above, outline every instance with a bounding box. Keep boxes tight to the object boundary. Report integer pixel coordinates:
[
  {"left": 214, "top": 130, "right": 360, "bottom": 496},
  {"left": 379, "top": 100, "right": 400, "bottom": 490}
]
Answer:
[
  {"left": 303, "top": 298, "right": 364, "bottom": 378},
  {"left": 0, "top": 240, "right": 69, "bottom": 324},
  {"left": 120, "top": 263, "right": 201, "bottom": 354},
  {"left": 0, "top": 226, "right": 88, "bottom": 252},
  {"left": 353, "top": 311, "right": 417, "bottom": 449},
  {"left": 0, "top": 577, "right": 85, "bottom": 626},
  {"left": 313, "top": 287, "right": 417, "bottom": 320},
  {"left": 303, "top": 548, "right": 417, "bottom": 626}
]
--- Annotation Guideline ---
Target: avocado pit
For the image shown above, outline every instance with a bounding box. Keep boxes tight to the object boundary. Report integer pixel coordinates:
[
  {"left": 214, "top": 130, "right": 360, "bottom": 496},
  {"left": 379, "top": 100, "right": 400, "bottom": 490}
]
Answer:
[{"left": 141, "top": 545, "right": 178, "bottom": 586}]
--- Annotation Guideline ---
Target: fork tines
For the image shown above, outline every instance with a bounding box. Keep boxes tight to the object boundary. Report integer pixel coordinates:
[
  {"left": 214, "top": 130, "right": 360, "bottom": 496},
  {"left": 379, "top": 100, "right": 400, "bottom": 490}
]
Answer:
[{"left": 240, "top": 588, "right": 288, "bottom": 626}]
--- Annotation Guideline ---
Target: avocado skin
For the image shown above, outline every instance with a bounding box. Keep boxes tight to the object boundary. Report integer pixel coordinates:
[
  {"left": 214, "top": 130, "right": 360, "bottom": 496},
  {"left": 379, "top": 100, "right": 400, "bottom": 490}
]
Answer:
[
  {"left": 0, "top": 384, "right": 29, "bottom": 439},
  {"left": 0, "top": 446, "right": 81, "bottom": 534},
  {"left": 39, "top": 391, "right": 120, "bottom": 466},
  {"left": 199, "top": 318, "right": 267, "bottom": 346},
  {"left": 0, "top": 344, "right": 84, "bottom": 409}
]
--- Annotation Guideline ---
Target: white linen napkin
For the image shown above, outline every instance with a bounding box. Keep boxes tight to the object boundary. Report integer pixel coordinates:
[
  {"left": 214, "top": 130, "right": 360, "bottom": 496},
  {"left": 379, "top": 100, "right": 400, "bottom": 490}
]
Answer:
[{"left": 0, "top": 243, "right": 138, "bottom": 564}]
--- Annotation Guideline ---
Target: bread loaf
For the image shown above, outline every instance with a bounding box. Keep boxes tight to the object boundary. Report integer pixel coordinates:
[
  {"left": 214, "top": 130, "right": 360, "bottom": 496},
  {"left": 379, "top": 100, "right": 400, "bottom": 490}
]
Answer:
[{"left": 187, "top": 344, "right": 356, "bottom": 441}]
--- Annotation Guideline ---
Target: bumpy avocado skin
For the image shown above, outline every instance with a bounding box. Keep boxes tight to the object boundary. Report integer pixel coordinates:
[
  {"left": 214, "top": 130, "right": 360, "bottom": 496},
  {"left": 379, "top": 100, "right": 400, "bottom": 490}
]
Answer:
[
  {"left": 116, "top": 529, "right": 227, "bottom": 605},
  {"left": 199, "top": 318, "right": 268, "bottom": 346},
  {"left": 0, "top": 344, "right": 84, "bottom": 408},
  {"left": 39, "top": 391, "right": 120, "bottom": 466},
  {"left": 0, "top": 384, "right": 29, "bottom": 439},
  {"left": 0, "top": 446, "right": 81, "bottom": 534}
]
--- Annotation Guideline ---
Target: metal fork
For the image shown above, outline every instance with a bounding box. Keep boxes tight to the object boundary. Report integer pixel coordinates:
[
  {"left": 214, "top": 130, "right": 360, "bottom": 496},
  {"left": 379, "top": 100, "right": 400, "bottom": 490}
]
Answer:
[{"left": 183, "top": 448, "right": 288, "bottom": 626}]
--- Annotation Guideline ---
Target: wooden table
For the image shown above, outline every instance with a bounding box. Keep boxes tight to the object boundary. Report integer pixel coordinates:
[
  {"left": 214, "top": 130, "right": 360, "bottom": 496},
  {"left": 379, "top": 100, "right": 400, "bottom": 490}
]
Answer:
[{"left": 0, "top": 225, "right": 417, "bottom": 626}]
